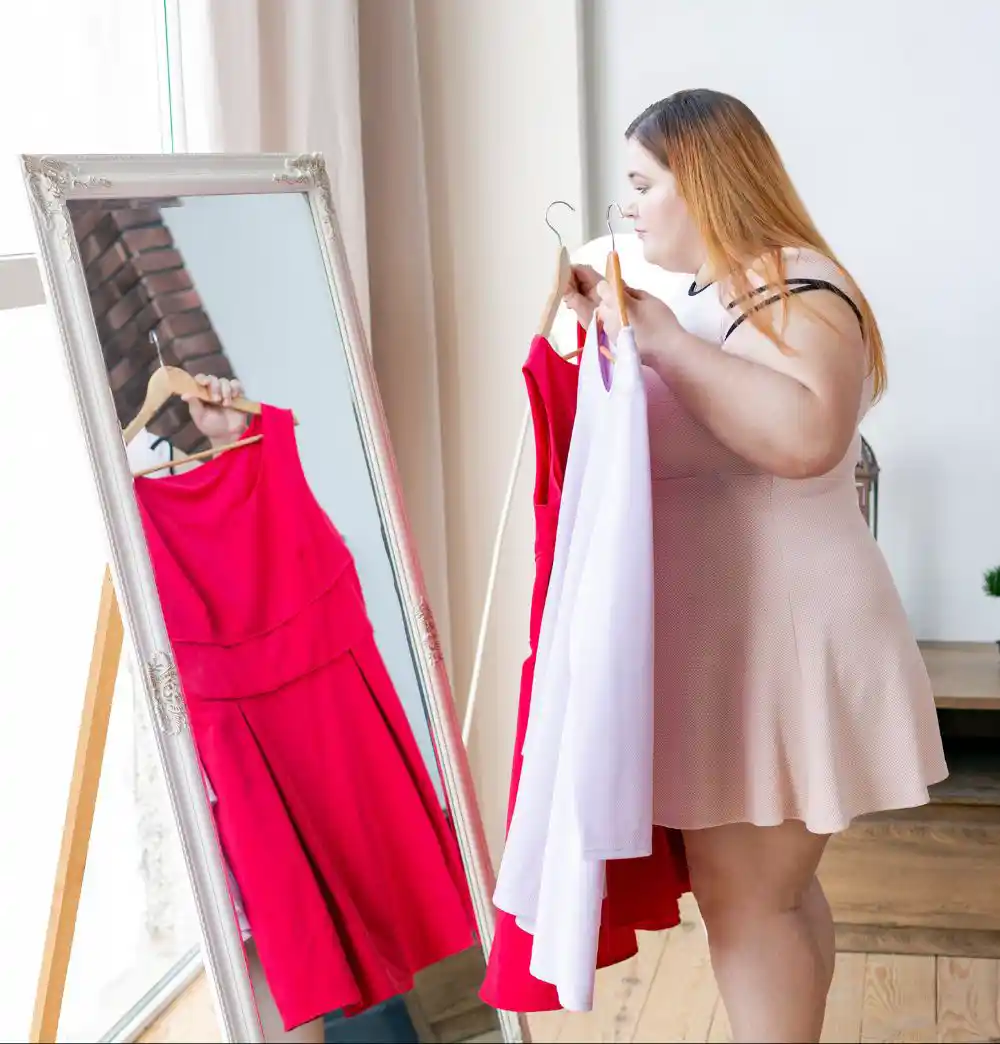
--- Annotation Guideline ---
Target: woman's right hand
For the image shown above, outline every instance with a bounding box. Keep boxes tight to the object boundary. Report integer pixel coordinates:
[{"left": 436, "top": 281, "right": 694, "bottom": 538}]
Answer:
[{"left": 563, "top": 264, "right": 603, "bottom": 327}]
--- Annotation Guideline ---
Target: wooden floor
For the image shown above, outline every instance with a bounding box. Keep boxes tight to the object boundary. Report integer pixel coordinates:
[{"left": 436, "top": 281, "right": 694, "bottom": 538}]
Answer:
[
  {"left": 526, "top": 897, "right": 1000, "bottom": 1043},
  {"left": 407, "top": 944, "right": 506, "bottom": 1042}
]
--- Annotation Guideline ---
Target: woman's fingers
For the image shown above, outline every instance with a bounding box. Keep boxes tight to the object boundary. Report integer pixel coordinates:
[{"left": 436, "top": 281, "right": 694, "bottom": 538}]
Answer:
[
  {"left": 184, "top": 373, "right": 245, "bottom": 411},
  {"left": 219, "top": 378, "right": 244, "bottom": 407},
  {"left": 569, "top": 266, "right": 601, "bottom": 302},
  {"left": 196, "top": 375, "right": 220, "bottom": 403},
  {"left": 563, "top": 290, "right": 595, "bottom": 327},
  {"left": 193, "top": 374, "right": 219, "bottom": 402}
]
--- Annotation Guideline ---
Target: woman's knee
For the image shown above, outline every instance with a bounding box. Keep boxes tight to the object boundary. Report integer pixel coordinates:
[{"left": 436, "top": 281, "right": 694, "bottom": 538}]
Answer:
[{"left": 683, "top": 821, "right": 829, "bottom": 927}]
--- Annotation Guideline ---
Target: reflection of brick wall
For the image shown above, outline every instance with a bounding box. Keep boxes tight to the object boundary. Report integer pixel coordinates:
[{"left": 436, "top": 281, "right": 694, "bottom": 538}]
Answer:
[{"left": 68, "top": 201, "right": 236, "bottom": 454}]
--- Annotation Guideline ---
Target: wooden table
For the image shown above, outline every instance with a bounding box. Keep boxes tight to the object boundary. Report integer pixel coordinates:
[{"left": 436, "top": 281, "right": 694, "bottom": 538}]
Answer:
[
  {"left": 819, "top": 641, "right": 1000, "bottom": 959},
  {"left": 920, "top": 641, "right": 1000, "bottom": 711}
]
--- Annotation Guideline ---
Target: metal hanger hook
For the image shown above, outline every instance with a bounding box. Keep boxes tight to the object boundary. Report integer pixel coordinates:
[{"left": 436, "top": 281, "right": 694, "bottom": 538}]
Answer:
[
  {"left": 606, "top": 202, "right": 625, "bottom": 253},
  {"left": 544, "top": 200, "right": 576, "bottom": 249},
  {"left": 149, "top": 328, "right": 165, "bottom": 369}
]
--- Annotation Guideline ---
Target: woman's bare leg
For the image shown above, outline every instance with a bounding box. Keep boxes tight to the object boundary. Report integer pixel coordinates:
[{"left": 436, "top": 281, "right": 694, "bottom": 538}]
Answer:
[
  {"left": 801, "top": 873, "right": 836, "bottom": 994},
  {"left": 682, "top": 821, "right": 833, "bottom": 1043}
]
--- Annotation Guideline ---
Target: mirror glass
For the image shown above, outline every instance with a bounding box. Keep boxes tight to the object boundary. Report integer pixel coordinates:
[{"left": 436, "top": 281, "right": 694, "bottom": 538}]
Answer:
[{"left": 66, "top": 192, "right": 500, "bottom": 1044}]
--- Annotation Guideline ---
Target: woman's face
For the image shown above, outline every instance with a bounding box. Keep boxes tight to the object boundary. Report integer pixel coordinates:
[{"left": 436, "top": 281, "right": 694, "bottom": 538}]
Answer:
[{"left": 622, "top": 138, "right": 705, "bottom": 275}]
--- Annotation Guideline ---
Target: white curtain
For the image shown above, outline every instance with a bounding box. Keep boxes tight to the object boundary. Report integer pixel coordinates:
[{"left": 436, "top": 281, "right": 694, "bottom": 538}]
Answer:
[{"left": 174, "top": 0, "right": 370, "bottom": 337}]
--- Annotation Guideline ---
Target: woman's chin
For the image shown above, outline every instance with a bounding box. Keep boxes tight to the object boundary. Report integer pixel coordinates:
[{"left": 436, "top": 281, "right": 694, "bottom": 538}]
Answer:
[
  {"left": 638, "top": 235, "right": 657, "bottom": 262},
  {"left": 639, "top": 238, "right": 673, "bottom": 271},
  {"left": 643, "top": 241, "right": 696, "bottom": 275}
]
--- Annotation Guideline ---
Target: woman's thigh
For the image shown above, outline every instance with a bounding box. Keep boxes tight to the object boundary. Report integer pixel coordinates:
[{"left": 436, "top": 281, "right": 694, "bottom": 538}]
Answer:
[{"left": 682, "top": 820, "right": 830, "bottom": 918}]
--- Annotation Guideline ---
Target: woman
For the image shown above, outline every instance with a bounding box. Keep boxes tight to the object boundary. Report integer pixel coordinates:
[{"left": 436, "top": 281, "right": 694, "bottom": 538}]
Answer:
[{"left": 563, "top": 89, "right": 946, "bottom": 1043}]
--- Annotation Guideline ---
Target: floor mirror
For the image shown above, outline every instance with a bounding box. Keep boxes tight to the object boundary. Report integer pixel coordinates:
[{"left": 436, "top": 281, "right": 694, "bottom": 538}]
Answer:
[{"left": 23, "top": 153, "right": 520, "bottom": 1044}]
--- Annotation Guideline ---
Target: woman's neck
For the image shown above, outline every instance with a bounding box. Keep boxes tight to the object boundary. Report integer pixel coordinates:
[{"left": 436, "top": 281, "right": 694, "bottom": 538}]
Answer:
[{"left": 691, "top": 256, "right": 716, "bottom": 292}]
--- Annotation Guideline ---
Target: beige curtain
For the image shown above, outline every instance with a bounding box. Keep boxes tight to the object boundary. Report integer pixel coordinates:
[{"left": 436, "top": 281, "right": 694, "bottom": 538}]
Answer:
[
  {"left": 175, "top": 0, "right": 370, "bottom": 337},
  {"left": 361, "top": 0, "right": 586, "bottom": 860},
  {"left": 357, "top": 0, "right": 454, "bottom": 672}
]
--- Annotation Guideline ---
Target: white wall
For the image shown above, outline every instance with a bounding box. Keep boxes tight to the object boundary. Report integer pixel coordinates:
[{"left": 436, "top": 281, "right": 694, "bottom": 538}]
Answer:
[{"left": 586, "top": 0, "right": 1000, "bottom": 640}]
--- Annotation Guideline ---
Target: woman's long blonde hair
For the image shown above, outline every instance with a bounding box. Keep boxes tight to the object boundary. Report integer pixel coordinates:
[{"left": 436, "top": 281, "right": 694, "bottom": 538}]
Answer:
[{"left": 627, "top": 89, "right": 886, "bottom": 399}]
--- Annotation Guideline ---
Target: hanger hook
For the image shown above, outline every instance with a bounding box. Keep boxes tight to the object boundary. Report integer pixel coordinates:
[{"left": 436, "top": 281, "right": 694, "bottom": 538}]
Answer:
[
  {"left": 606, "top": 202, "right": 625, "bottom": 253},
  {"left": 544, "top": 200, "right": 576, "bottom": 249},
  {"left": 149, "top": 328, "right": 165, "bottom": 369}
]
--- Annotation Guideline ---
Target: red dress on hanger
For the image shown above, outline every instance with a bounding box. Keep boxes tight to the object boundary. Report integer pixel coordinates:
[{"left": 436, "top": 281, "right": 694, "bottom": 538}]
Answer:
[
  {"left": 480, "top": 328, "right": 690, "bottom": 1013},
  {"left": 134, "top": 406, "right": 476, "bottom": 1032}
]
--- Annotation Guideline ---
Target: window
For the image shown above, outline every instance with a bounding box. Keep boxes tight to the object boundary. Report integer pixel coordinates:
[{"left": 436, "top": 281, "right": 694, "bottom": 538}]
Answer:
[
  {"left": 0, "top": 4, "right": 204, "bottom": 1041},
  {"left": 0, "top": 2, "right": 173, "bottom": 255}
]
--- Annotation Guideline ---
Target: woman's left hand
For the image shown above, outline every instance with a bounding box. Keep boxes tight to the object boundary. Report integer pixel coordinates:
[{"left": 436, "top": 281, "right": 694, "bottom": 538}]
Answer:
[
  {"left": 595, "top": 280, "right": 683, "bottom": 366},
  {"left": 182, "top": 374, "right": 249, "bottom": 448}
]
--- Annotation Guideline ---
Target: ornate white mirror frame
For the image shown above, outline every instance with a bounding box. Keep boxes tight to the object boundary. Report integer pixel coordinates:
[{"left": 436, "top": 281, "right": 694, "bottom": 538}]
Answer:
[{"left": 22, "top": 153, "right": 510, "bottom": 1043}]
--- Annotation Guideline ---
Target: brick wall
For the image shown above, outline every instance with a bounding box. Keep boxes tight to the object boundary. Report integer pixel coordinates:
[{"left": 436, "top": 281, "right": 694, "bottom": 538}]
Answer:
[{"left": 68, "top": 200, "right": 237, "bottom": 454}]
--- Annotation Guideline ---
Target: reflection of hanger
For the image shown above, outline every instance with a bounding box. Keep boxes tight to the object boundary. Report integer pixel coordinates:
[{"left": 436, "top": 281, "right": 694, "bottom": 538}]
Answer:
[
  {"left": 124, "top": 331, "right": 263, "bottom": 444},
  {"left": 126, "top": 330, "right": 291, "bottom": 477}
]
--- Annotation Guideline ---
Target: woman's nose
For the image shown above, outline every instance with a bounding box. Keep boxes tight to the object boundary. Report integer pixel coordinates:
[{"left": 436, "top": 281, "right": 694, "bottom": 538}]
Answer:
[{"left": 622, "top": 202, "right": 638, "bottom": 220}]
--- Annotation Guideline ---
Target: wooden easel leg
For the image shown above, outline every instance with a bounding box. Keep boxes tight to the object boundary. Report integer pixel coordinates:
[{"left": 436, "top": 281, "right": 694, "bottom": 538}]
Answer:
[{"left": 30, "top": 567, "right": 124, "bottom": 1044}]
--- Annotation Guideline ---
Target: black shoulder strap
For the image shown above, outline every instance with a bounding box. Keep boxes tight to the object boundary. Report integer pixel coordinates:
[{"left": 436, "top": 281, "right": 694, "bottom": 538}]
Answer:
[{"left": 723, "top": 278, "right": 864, "bottom": 343}]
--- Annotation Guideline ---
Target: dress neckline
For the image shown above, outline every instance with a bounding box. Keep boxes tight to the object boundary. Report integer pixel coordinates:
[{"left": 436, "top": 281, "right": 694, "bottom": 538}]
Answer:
[{"left": 133, "top": 407, "right": 267, "bottom": 502}]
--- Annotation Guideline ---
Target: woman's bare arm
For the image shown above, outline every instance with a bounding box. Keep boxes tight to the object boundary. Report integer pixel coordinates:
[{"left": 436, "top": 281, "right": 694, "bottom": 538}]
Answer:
[{"left": 643, "top": 292, "right": 867, "bottom": 479}]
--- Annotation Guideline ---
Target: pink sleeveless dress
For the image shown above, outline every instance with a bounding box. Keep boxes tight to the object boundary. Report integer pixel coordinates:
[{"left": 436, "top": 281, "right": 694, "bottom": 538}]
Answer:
[
  {"left": 134, "top": 406, "right": 476, "bottom": 1031},
  {"left": 649, "top": 250, "right": 947, "bottom": 832},
  {"left": 480, "top": 330, "right": 689, "bottom": 1014}
]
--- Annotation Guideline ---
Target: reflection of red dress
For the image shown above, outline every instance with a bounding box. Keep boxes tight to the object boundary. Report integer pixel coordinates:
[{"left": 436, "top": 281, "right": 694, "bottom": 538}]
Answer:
[
  {"left": 480, "top": 330, "right": 690, "bottom": 1013},
  {"left": 135, "top": 406, "right": 476, "bottom": 1032}
]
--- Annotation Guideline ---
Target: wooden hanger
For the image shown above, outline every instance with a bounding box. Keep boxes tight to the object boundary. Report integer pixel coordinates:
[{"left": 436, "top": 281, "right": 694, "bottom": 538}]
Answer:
[
  {"left": 123, "top": 331, "right": 261, "bottom": 445},
  {"left": 569, "top": 204, "right": 630, "bottom": 364},
  {"left": 538, "top": 200, "right": 616, "bottom": 364},
  {"left": 124, "top": 330, "right": 294, "bottom": 476},
  {"left": 605, "top": 254, "right": 626, "bottom": 314},
  {"left": 132, "top": 434, "right": 264, "bottom": 477},
  {"left": 538, "top": 201, "right": 574, "bottom": 340},
  {"left": 604, "top": 203, "right": 630, "bottom": 331}
]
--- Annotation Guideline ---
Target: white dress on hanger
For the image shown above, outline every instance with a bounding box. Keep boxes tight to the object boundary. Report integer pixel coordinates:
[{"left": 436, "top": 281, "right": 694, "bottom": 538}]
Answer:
[{"left": 493, "top": 318, "right": 655, "bottom": 1011}]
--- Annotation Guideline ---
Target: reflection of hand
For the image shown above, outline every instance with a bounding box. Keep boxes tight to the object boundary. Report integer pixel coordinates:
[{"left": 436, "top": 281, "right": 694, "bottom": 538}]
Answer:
[{"left": 182, "top": 374, "right": 248, "bottom": 448}]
